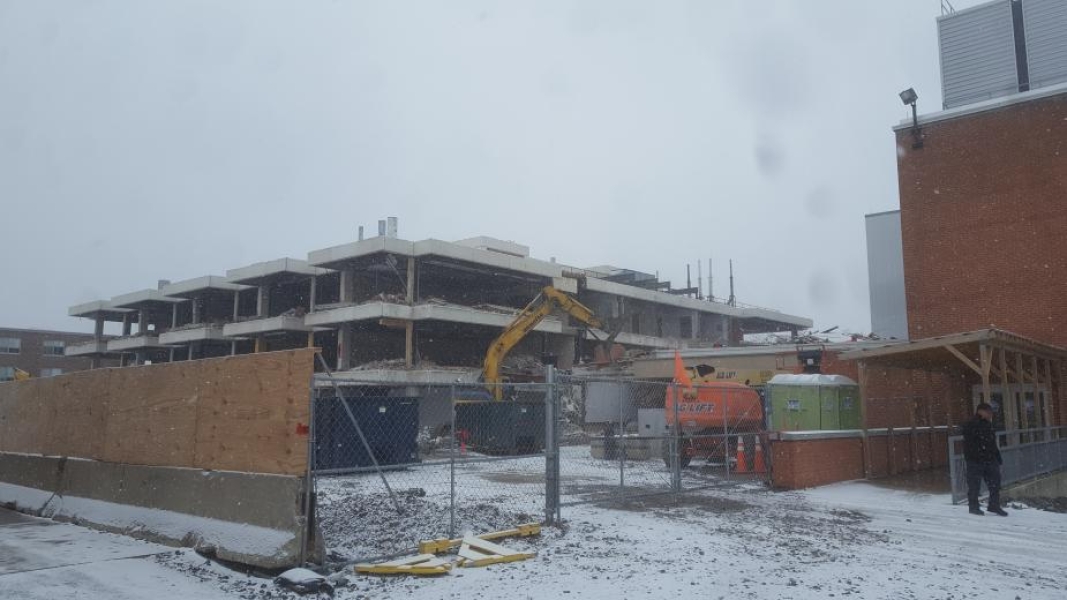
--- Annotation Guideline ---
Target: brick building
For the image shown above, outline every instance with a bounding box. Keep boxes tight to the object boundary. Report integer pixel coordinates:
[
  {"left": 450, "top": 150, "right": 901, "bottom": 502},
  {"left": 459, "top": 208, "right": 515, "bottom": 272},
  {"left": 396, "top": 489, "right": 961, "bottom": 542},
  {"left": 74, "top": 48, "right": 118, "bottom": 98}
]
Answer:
[
  {"left": 897, "top": 89, "right": 1067, "bottom": 346},
  {"left": 0, "top": 327, "right": 115, "bottom": 381},
  {"left": 772, "top": 1, "right": 1067, "bottom": 489},
  {"left": 854, "top": 0, "right": 1067, "bottom": 433}
]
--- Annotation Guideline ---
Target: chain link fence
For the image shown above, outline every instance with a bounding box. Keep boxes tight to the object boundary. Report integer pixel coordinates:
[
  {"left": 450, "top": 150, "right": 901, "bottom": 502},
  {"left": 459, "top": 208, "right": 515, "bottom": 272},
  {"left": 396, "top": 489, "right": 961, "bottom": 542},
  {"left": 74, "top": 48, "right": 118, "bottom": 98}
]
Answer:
[{"left": 306, "top": 366, "right": 770, "bottom": 565}]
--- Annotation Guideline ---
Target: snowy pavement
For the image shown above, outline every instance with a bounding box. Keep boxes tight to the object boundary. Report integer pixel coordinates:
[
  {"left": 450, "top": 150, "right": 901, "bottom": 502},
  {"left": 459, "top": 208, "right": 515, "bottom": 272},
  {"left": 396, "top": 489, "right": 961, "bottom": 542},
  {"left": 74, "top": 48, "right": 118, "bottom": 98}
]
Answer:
[
  {"left": 5, "top": 476, "right": 1067, "bottom": 600},
  {"left": 0, "top": 508, "right": 234, "bottom": 600}
]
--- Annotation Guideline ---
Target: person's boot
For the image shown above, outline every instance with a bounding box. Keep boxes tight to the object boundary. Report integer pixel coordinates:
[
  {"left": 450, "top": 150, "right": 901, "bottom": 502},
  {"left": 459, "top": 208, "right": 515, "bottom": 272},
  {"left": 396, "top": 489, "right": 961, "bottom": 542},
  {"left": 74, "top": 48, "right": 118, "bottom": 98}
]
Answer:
[
  {"left": 988, "top": 507, "right": 1008, "bottom": 517},
  {"left": 969, "top": 506, "right": 985, "bottom": 516}
]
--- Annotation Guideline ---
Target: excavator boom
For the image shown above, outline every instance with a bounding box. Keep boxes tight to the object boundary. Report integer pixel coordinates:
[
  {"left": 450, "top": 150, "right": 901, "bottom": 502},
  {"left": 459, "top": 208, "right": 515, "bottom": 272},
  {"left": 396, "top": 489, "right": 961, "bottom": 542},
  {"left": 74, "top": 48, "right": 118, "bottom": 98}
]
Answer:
[{"left": 483, "top": 286, "right": 609, "bottom": 400}]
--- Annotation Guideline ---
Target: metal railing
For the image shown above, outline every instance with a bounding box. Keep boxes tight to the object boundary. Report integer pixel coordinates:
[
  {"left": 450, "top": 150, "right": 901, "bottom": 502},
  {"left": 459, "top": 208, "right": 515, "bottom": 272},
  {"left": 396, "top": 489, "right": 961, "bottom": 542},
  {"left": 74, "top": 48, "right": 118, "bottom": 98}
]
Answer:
[{"left": 948, "top": 426, "right": 1067, "bottom": 504}]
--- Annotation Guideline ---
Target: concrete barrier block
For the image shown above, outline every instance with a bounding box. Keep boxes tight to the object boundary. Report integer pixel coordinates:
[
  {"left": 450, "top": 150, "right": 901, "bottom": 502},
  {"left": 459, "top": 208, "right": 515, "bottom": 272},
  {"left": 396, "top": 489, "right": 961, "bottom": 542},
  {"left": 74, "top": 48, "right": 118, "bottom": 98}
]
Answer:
[{"left": 0, "top": 452, "right": 316, "bottom": 569}]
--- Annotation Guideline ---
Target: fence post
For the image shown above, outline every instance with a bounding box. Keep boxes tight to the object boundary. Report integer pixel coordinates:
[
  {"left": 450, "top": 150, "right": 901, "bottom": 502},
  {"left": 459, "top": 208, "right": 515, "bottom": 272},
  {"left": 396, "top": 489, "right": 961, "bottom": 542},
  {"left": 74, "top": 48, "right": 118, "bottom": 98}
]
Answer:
[
  {"left": 724, "top": 388, "right": 731, "bottom": 481},
  {"left": 544, "top": 365, "right": 559, "bottom": 525},
  {"left": 618, "top": 382, "right": 625, "bottom": 501},
  {"left": 670, "top": 383, "right": 681, "bottom": 493},
  {"left": 300, "top": 378, "right": 316, "bottom": 565},
  {"left": 449, "top": 384, "right": 457, "bottom": 538}
]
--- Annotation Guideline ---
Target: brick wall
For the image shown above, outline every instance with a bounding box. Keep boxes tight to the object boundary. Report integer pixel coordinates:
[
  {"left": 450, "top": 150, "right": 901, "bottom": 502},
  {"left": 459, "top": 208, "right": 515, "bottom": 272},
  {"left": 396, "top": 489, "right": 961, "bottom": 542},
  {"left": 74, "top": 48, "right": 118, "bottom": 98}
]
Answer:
[
  {"left": 896, "top": 92, "right": 1067, "bottom": 346},
  {"left": 860, "top": 365, "right": 972, "bottom": 429},
  {"left": 771, "top": 437, "right": 864, "bottom": 489},
  {"left": 771, "top": 430, "right": 950, "bottom": 490}
]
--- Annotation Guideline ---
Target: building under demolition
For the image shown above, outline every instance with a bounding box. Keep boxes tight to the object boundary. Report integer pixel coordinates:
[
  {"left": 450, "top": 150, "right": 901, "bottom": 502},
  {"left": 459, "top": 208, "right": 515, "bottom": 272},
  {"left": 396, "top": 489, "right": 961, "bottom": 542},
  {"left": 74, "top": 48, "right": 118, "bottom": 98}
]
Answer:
[{"left": 67, "top": 221, "right": 811, "bottom": 383}]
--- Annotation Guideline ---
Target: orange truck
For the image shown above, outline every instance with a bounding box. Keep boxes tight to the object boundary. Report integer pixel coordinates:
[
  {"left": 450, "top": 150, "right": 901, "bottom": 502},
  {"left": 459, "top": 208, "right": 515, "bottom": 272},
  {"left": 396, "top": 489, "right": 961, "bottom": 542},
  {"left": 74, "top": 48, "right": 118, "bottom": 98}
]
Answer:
[{"left": 664, "top": 357, "right": 764, "bottom": 467}]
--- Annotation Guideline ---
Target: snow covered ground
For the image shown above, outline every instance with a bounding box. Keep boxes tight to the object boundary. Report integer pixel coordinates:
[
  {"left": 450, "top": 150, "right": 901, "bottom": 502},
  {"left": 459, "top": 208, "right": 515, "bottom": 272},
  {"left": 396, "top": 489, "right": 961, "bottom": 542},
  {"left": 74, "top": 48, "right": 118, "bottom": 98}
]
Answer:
[
  {"left": 6, "top": 454, "right": 1066, "bottom": 600},
  {"left": 0, "top": 510, "right": 235, "bottom": 600}
]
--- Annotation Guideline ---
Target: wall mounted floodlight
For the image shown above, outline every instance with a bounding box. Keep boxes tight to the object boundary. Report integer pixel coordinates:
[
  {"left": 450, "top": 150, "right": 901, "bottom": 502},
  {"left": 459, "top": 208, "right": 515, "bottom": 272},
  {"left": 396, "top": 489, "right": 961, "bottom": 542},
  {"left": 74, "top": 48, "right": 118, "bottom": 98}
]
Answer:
[{"left": 899, "top": 87, "right": 923, "bottom": 149}]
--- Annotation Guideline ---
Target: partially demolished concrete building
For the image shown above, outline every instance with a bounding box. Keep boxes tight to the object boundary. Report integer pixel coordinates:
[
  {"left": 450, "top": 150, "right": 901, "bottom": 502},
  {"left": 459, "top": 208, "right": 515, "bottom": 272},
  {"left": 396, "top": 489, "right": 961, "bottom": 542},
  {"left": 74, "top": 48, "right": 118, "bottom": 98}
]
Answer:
[{"left": 68, "top": 221, "right": 811, "bottom": 383}]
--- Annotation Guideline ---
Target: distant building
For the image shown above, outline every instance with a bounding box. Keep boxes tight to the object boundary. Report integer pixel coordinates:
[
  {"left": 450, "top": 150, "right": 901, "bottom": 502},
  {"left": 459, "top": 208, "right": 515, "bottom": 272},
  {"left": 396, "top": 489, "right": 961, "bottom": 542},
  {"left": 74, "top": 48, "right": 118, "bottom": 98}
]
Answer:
[
  {"left": 0, "top": 327, "right": 116, "bottom": 381},
  {"left": 66, "top": 222, "right": 812, "bottom": 382},
  {"left": 864, "top": 210, "right": 908, "bottom": 340}
]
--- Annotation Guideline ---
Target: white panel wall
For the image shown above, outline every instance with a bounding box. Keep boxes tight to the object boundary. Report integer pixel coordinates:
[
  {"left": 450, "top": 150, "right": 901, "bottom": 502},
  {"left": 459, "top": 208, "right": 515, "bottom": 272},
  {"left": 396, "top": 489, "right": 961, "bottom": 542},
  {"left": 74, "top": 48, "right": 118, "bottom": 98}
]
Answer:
[
  {"left": 938, "top": 0, "right": 1019, "bottom": 109},
  {"left": 1023, "top": 0, "right": 1067, "bottom": 89},
  {"left": 865, "top": 211, "right": 909, "bottom": 340}
]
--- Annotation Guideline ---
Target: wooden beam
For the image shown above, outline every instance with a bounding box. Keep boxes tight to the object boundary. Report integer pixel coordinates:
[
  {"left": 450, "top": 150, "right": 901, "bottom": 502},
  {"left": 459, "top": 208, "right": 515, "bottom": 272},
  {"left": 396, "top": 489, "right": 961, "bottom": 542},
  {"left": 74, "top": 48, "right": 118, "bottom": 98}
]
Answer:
[
  {"left": 858, "top": 360, "right": 871, "bottom": 479},
  {"left": 1000, "top": 347, "right": 1016, "bottom": 444},
  {"left": 1017, "top": 351, "right": 1029, "bottom": 431},
  {"left": 980, "top": 344, "right": 992, "bottom": 418},
  {"left": 945, "top": 345, "right": 982, "bottom": 375},
  {"left": 1044, "top": 358, "right": 1055, "bottom": 428}
]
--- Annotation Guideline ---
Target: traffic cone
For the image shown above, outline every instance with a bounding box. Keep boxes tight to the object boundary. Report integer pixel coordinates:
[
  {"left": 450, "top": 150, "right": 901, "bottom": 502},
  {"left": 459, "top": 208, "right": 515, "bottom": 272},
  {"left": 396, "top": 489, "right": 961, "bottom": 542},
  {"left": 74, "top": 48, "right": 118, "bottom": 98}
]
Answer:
[
  {"left": 734, "top": 437, "right": 749, "bottom": 473},
  {"left": 752, "top": 437, "right": 768, "bottom": 474}
]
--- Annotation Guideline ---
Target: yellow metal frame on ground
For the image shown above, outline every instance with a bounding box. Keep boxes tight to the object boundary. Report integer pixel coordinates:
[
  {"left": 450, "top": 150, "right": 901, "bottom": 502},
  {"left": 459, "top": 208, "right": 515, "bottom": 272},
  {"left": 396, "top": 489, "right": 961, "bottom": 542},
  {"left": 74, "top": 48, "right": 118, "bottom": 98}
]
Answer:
[
  {"left": 354, "top": 554, "right": 452, "bottom": 577},
  {"left": 456, "top": 536, "right": 536, "bottom": 568},
  {"left": 418, "top": 523, "right": 541, "bottom": 555}
]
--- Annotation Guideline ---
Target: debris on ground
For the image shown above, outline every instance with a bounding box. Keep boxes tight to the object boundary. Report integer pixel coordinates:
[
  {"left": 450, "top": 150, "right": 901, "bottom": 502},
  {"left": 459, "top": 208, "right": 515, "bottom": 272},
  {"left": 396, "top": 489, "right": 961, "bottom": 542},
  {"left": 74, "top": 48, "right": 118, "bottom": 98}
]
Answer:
[{"left": 274, "top": 568, "right": 332, "bottom": 595}]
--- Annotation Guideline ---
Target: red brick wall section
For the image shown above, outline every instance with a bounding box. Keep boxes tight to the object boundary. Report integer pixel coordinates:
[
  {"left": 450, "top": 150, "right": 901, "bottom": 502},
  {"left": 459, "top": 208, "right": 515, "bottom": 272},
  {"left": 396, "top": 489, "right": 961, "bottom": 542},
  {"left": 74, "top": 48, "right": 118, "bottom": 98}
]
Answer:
[
  {"left": 896, "top": 93, "right": 1067, "bottom": 346},
  {"left": 771, "top": 432, "right": 950, "bottom": 489},
  {"left": 771, "top": 437, "right": 865, "bottom": 489},
  {"left": 860, "top": 365, "right": 972, "bottom": 429}
]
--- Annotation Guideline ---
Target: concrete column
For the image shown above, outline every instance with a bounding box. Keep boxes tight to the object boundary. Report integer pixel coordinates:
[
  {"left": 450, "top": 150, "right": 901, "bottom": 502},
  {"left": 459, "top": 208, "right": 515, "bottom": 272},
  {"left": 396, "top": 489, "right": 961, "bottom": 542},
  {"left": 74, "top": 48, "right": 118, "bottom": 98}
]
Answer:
[
  {"left": 172, "top": 304, "right": 179, "bottom": 329},
  {"left": 406, "top": 257, "right": 417, "bottom": 304},
  {"left": 553, "top": 334, "right": 576, "bottom": 370},
  {"left": 256, "top": 285, "right": 270, "bottom": 318},
  {"left": 337, "top": 324, "right": 352, "bottom": 370},
  {"left": 691, "top": 310, "right": 699, "bottom": 340},
  {"left": 309, "top": 276, "right": 317, "bottom": 312},
  {"left": 191, "top": 298, "right": 201, "bottom": 325},
  {"left": 134, "top": 351, "right": 144, "bottom": 365},
  {"left": 405, "top": 321, "right": 415, "bottom": 368},
  {"left": 340, "top": 269, "right": 355, "bottom": 304},
  {"left": 232, "top": 290, "right": 241, "bottom": 321},
  {"left": 254, "top": 336, "right": 263, "bottom": 353},
  {"left": 94, "top": 316, "right": 104, "bottom": 339},
  {"left": 138, "top": 309, "right": 147, "bottom": 335},
  {"left": 230, "top": 340, "right": 237, "bottom": 356},
  {"left": 721, "top": 315, "right": 730, "bottom": 345},
  {"left": 122, "top": 314, "right": 131, "bottom": 337},
  {"left": 168, "top": 348, "right": 176, "bottom": 362},
  {"left": 188, "top": 343, "right": 196, "bottom": 360}
]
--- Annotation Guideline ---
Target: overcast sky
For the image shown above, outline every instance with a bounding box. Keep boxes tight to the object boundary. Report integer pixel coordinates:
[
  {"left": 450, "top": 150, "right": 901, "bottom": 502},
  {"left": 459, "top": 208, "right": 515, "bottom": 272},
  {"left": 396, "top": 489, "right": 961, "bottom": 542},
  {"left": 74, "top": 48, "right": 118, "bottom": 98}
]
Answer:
[{"left": 1, "top": 1, "right": 973, "bottom": 334}]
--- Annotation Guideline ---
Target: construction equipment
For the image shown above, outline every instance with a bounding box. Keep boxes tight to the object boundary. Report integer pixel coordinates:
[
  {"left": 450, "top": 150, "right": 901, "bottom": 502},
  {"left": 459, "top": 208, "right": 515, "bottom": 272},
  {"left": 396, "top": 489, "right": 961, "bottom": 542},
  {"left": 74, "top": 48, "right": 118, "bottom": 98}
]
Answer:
[
  {"left": 12, "top": 368, "right": 31, "bottom": 381},
  {"left": 483, "top": 285, "right": 615, "bottom": 400},
  {"left": 665, "top": 352, "right": 764, "bottom": 468}
]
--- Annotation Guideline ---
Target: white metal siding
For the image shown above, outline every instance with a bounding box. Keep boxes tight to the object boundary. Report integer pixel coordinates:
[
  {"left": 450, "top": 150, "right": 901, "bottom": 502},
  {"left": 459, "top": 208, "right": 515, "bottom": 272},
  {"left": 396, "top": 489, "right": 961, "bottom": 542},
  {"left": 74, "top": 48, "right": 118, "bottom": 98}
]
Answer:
[
  {"left": 865, "top": 212, "right": 909, "bottom": 340},
  {"left": 1023, "top": 0, "right": 1067, "bottom": 89},
  {"left": 938, "top": 1, "right": 1019, "bottom": 109}
]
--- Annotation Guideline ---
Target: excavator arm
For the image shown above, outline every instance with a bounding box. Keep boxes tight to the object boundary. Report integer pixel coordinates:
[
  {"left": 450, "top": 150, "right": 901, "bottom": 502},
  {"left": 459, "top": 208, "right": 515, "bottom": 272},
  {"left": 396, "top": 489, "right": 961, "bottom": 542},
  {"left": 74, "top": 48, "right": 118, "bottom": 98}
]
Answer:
[{"left": 483, "top": 286, "right": 611, "bottom": 400}]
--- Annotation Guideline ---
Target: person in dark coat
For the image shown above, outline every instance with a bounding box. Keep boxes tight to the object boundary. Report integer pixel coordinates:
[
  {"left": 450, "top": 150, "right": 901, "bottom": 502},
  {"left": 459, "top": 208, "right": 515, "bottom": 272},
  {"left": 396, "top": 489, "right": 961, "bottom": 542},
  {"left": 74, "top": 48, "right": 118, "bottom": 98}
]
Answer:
[{"left": 961, "top": 402, "right": 1007, "bottom": 516}]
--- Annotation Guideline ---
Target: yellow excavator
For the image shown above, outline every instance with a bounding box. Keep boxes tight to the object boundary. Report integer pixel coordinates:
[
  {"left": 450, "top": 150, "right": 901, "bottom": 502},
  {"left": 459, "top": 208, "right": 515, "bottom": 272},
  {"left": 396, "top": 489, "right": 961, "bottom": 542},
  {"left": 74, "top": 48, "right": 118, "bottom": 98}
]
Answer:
[
  {"left": 13, "top": 367, "right": 31, "bottom": 381},
  {"left": 483, "top": 285, "right": 616, "bottom": 400}
]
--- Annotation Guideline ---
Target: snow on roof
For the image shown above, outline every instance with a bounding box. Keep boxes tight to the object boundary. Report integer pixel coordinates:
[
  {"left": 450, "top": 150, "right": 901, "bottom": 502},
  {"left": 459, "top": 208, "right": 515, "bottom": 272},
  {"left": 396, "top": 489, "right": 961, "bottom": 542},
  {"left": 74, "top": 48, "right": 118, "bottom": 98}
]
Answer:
[{"left": 768, "top": 373, "right": 858, "bottom": 386}]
